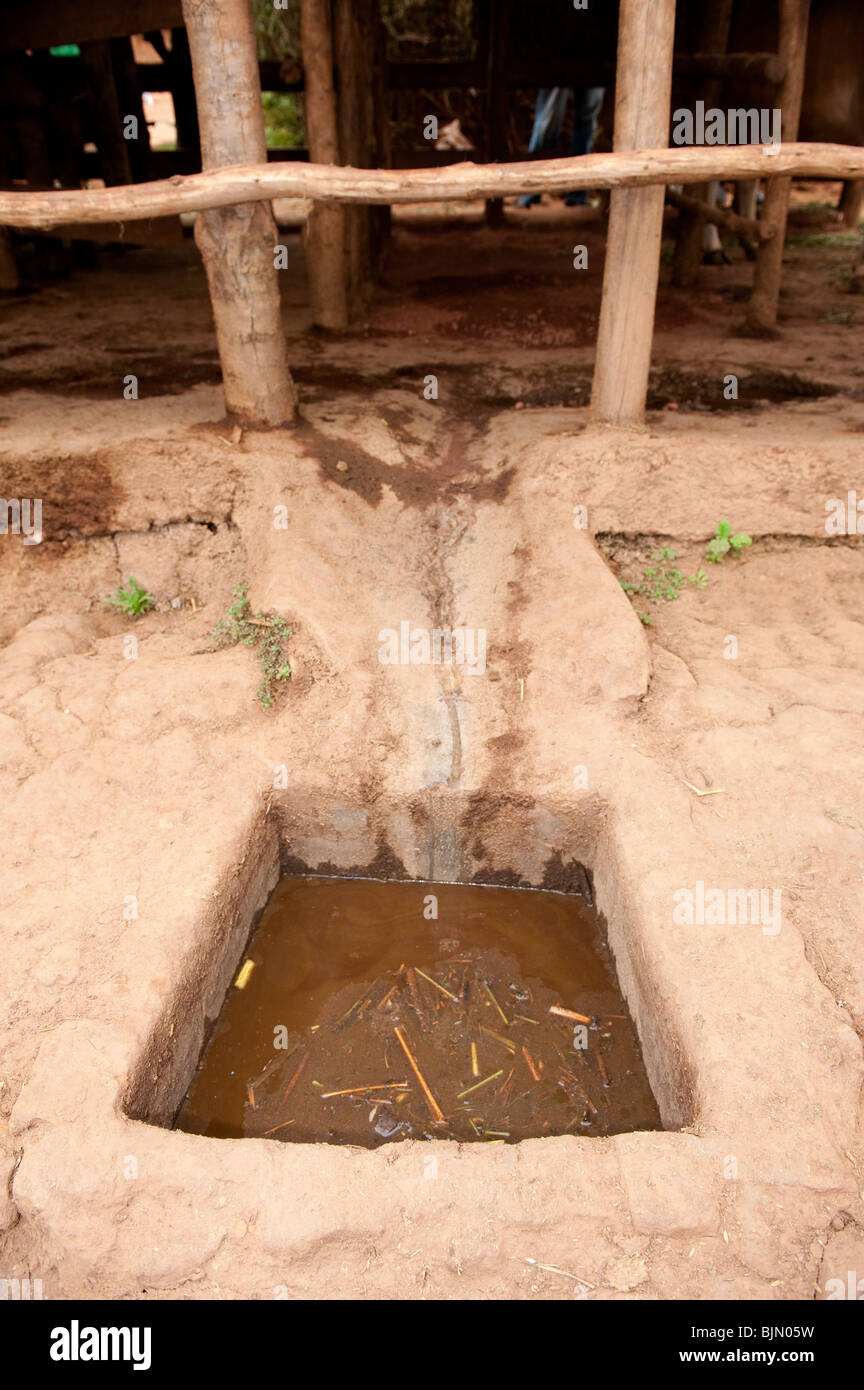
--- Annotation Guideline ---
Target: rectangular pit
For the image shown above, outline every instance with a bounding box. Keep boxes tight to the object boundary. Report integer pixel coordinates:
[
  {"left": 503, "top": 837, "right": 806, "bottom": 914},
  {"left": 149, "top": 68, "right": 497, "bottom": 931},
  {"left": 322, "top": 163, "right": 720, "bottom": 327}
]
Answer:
[
  {"left": 122, "top": 793, "right": 694, "bottom": 1139},
  {"left": 175, "top": 875, "right": 662, "bottom": 1147}
]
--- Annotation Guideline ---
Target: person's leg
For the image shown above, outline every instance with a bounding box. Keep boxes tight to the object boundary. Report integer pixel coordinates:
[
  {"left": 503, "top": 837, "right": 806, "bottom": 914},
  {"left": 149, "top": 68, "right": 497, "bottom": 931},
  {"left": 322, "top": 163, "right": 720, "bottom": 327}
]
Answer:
[
  {"left": 565, "top": 86, "right": 605, "bottom": 206},
  {"left": 518, "top": 88, "right": 570, "bottom": 207}
]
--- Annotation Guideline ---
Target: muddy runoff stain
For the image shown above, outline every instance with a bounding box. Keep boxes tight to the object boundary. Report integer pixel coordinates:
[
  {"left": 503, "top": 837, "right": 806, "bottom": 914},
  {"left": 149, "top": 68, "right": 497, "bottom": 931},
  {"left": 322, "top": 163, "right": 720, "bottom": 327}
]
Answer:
[{"left": 177, "top": 877, "right": 661, "bottom": 1147}]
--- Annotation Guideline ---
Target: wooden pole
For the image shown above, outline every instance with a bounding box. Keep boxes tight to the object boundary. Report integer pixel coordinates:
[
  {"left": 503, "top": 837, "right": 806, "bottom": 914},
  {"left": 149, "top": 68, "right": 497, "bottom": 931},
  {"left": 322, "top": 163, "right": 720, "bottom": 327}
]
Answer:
[
  {"left": 591, "top": 0, "right": 677, "bottom": 426},
  {"left": 300, "top": 0, "right": 348, "bottom": 330},
  {"left": 79, "top": 40, "right": 134, "bottom": 186},
  {"left": 672, "top": 0, "right": 734, "bottom": 288},
  {"left": 838, "top": 179, "right": 863, "bottom": 229},
  {"left": 745, "top": 0, "right": 811, "bottom": 336},
  {"left": 0, "top": 229, "right": 18, "bottom": 291},
  {"left": 1, "top": 145, "right": 862, "bottom": 228},
  {"left": 333, "top": 0, "right": 377, "bottom": 318},
  {"left": 181, "top": 0, "right": 295, "bottom": 426}
]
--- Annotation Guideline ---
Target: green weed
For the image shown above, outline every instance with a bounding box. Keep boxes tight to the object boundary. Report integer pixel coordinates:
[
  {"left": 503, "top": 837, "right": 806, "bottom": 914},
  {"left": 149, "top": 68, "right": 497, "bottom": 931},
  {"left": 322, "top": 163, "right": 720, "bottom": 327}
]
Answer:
[
  {"left": 105, "top": 576, "right": 155, "bottom": 618},
  {"left": 619, "top": 547, "right": 707, "bottom": 624},
  {"left": 211, "top": 582, "right": 292, "bottom": 708},
  {"left": 705, "top": 518, "right": 752, "bottom": 564}
]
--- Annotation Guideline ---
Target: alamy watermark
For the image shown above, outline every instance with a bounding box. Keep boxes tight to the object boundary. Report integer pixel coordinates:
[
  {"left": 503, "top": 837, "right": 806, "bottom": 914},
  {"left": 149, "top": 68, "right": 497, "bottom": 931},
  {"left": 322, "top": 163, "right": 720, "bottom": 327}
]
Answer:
[
  {"left": 673, "top": 880, "right": 782, "bottom": 935},
  {"left": 672, "top": 101, "right": 781, "bottom": 147},
  {"left": 1, "top": 498, "right": 42, "bottom": 545},
  {"left": 825, "top": 492, "right": 864, "bottom": 535},
  {"left": 378, "top": 622, "right": 487, "bottom": 676}
]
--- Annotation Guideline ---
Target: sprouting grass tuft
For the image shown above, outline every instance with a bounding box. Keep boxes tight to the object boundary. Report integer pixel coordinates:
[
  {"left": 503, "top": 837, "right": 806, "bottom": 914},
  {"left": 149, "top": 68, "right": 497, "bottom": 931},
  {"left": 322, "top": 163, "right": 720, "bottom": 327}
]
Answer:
[{"left": 105, "top": 576, "right": 155, "bottom": 618}]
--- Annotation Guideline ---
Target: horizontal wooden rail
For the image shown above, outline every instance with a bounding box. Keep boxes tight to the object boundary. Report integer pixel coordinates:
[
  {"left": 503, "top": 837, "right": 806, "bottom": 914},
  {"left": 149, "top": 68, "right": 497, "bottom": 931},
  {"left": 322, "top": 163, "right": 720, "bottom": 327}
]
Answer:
[{"left": 1, "top": 143, "right": 862, "bottom": 229}]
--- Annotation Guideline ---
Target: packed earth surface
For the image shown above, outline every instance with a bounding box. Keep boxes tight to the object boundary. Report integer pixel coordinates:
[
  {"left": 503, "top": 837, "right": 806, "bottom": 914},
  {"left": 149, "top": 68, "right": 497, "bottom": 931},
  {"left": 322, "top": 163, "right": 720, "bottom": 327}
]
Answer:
[{"left": 1, "top": 187, "right": 863, "bottom": 1300}]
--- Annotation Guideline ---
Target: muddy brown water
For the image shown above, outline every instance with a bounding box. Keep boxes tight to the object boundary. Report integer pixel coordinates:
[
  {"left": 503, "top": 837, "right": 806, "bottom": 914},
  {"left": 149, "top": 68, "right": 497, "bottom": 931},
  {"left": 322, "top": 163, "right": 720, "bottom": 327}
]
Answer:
[{"left": 177, "top": 876, "right": 661, "bottom": 1147}]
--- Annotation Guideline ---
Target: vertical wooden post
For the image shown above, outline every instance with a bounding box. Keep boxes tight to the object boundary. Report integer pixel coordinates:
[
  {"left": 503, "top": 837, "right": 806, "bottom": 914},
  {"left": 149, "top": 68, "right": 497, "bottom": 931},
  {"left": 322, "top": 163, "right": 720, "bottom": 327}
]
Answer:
[
  {"left": 745, "top": 0, "right": 811, "bottom": 335},
  {"left": 333, "top": 0, "right": 378, "bottom": 318},
  {"left": 0, "top": 229, "right": 18, "bottom": 292},
  {"left": 79, "top": 40, "right": 133, "bottom": 186},
  {"left": 181, "top": 0, "right": 296, "bottom": 426},
  {"left": 591, "top": 0, "right": 677, "bottom": 426},
  {"left": 671, "top": 0, "right": 734, "bottom": 287},
  {"left": 839, "top": 179, "right": 863, "bottom": 229},
  {"left": 110, "top": 37, "right": 152, "bottom": 184},
  {"left": 300, "top": 0, "right": 348, "bottom": 330}
]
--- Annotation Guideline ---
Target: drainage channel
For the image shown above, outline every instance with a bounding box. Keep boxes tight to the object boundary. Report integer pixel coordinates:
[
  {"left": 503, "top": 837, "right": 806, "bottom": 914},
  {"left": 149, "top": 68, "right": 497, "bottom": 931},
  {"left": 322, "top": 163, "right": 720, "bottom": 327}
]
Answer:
[{"left": 176, "top": 875, "right": 661, "bottom": 1147}]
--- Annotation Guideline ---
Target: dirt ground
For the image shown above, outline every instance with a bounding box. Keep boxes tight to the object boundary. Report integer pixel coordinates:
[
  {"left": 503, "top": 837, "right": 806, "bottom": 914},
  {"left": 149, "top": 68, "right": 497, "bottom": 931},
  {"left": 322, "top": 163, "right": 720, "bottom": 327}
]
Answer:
[{"left": 1, "top": 185, "right": 863, "bottom": 1300}]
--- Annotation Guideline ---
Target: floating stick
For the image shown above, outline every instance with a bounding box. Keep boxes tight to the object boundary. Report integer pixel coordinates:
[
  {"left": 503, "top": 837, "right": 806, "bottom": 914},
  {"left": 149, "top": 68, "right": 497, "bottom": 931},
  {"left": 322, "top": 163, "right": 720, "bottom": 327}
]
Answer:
[
  {"left": 482, "top": 981, "right": 509, "bottom": 1025},
  {"left": 393, "top": 1027, "right": 444, "bottom": 1122},
  {"left": 246, "top": 1085, "right": 256, "bottom": 1110},
  {"left": 522, "top": 1046, "right": 541, "bottom": 1082},
  {"left": 549, "top": 1005, "right": 592, "bottom": 1025},
  {"left": 406, "top": 969, "right": 428, "bottom": 1029},
  {"left": 457, "top": 1069, "right": 503, "bottom": 1099},
  {"left": 495, "top": 1065, "right": 515, "bottom": 1100},
  {"left": 471, "top": 1041, "right": 479, "bottom": 1077},
  {"left": 480, "top": 1024, "right": 517, "bottom": 1054},
  {"left": 262, "top": 1119, "right": 295, "bottom": 1136},
  {"left": 277, "top": 1049, "right": 310, "bottom": 1112},
  {"left": 414, "top": 967, "right": 459, "bottom": 1003},
  {"left": 320, "top": 1082, "right": 409, "bottom": 1099}
]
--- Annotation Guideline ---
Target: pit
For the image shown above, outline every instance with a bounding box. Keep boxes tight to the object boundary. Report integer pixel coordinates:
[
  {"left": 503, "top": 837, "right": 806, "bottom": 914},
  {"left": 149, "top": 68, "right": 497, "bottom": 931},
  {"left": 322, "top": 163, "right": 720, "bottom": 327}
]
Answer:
[{"left": 176, "top": 875, "right": 662, "bottom": 1147}]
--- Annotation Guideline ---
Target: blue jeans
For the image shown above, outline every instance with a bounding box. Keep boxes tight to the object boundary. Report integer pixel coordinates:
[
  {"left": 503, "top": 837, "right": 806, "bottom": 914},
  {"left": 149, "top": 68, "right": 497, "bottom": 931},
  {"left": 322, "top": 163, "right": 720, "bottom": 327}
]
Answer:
[{"left": 518, "top": 86, "right": 605, "bottom": 207}]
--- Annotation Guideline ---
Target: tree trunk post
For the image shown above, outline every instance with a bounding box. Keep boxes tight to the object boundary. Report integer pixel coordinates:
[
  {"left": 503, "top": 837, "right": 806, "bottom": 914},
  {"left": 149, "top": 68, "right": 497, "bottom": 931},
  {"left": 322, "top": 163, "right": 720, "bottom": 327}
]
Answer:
[
  {"left": 744, "top": 0, "right": 811, "bottom": 336},
  {"left": 79, "top": 40, "right": 134, "bottom": 187},
  {"left": 333, "top": 0, "right": 378, "bottom": 319},
  {"left": 838, "top": 178, "right": 863, "bottom": 229},
  {"left": 181, "top": 0, "right": 296, "bottom": 426},
  {"left": 591, "top": 0, "right": 677, "bottom": 426},
  {"left": 300, "top": 0, "right": 348, "bottom": 330},
  {"left": 0, "top": 229, "right": 18, "bottom": 291}
]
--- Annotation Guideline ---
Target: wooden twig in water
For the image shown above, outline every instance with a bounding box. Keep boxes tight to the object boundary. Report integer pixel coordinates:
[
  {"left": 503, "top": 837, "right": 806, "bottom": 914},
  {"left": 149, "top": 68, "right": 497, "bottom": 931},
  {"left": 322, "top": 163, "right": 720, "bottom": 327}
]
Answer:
[
  {"left": 495, "top": 1065, "right": 515, "bottom": 1102},
  {"left": 480, "top": 1024, "right": 517, "bottom": 1054},
  {"left": 470, "top": 1041, "right": 479, "bottom": 1077},
  {"left": 414, "top": 967, "right": 460, "bottom": 1003},
  {"left": 320, "top": 1082, "right": 409, "bottom": 1098},
  {"left": 522, "top": 1045, "right": 541, "bottom": 1082},
  {"left": 406, "top": 969, "right": 428, "bottom": 1030},
  {"left": 458, "top": 1069, "right": 504, "bottom": 1099},
  {"left": 262, "top": 1119, "right": 295, "bottom": 1136},
  {"left": 393, "top": 1026, "right": 444, "bottom": 1122},
  {"left": 549, "top": 1004, "right": 592, "bottom": 1025},
  {"left": 248, "top": 1049, "right": 291, "bottom": 1090},
  {"left": 482, "top": 980, "right": 509, "bottom": 1025},
  {"left": 277, "top": 1049, "right": 310, "bottom": 1112}
]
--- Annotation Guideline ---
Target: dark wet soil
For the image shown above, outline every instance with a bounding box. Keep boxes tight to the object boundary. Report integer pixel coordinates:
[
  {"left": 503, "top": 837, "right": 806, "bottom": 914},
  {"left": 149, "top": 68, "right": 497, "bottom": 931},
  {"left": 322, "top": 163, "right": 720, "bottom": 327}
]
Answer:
[{"left": 177, "top": 876, "right": 662, "bottom": 1148}]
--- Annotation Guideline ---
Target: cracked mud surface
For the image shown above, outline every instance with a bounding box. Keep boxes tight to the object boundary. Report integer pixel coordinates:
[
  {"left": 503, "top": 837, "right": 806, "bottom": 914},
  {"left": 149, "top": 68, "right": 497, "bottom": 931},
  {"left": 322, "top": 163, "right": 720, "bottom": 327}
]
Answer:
[{"left": 1, "top": 197, "right": 864, "bottom": 1299}]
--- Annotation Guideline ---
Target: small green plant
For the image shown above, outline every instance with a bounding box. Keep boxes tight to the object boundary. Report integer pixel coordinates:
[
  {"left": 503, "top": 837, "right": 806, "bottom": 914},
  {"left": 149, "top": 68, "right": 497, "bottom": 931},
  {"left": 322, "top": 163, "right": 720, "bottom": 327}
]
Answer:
[
  {"left": 705, "top": 518, "right": 752, "bottom": 564},
  {"left": 619, "top": 547, "right": 708, "bottom": 626},
  {"left": 105, "top": 576, "right": 155, "bottom": 618},
  {"left": 211, "top": 582, "right": 292, "bottom": 708}
]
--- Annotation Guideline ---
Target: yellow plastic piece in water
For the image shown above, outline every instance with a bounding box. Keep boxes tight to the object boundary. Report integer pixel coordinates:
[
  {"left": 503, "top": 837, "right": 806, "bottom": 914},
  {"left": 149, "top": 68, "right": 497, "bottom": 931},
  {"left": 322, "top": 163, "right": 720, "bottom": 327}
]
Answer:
[{"left": 234, "top": 959, "right": 255, "bottom": 990}]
